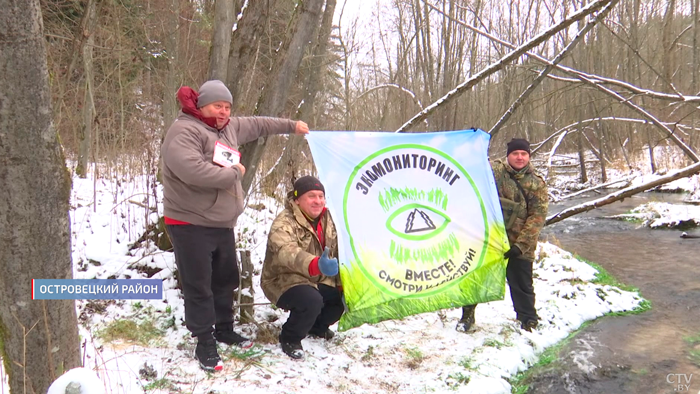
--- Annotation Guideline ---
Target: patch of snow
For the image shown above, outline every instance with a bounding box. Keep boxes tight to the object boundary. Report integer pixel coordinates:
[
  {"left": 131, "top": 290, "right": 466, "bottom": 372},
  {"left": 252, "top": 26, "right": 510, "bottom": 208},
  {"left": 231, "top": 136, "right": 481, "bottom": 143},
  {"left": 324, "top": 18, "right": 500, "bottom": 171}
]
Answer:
[
  {"left": 47, "top": 367, "right": 106, "bottom": 394},
  {"left": 609, "top": 202, "right": 700, "bottom": 228}
]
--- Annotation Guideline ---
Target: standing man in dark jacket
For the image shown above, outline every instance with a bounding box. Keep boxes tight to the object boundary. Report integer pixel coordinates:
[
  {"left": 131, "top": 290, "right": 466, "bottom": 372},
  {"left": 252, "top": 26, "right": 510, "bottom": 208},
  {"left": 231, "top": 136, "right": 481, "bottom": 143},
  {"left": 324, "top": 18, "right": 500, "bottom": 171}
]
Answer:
[
  {"left": 161, "top": 80, "right": 309, "bottom": 371},
  {"left": 261, "top": 176, "right": 343, "bottom": 360},
  {"left": 457, "top": 138, "right": 548, "bottom": 333}
]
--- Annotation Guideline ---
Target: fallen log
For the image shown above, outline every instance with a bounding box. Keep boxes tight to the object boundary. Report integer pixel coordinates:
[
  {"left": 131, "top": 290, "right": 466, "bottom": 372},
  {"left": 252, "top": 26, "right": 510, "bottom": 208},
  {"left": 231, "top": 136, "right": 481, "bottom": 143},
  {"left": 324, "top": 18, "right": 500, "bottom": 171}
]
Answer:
[{"left": 547, "top": 161, "right": 700, "bottom": 225}]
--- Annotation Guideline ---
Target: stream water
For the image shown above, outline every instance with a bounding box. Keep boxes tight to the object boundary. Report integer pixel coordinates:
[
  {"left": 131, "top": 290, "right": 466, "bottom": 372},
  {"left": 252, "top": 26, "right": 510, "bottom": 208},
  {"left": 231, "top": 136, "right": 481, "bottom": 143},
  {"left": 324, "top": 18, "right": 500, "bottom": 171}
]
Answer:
[{"left": 527, "top": 192, "right": 700, "bottom": 394}]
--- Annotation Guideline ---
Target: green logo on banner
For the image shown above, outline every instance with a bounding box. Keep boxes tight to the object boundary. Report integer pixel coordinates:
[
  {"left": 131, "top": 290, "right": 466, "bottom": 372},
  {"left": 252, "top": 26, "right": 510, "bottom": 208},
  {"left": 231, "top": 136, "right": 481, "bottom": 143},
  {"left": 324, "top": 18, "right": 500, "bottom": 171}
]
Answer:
[
  {"left": 385, "top": 202, "right": 450, "bottom": 241},
  {"left": 343, "top": 144, "right": 489, "bottom": 298}
]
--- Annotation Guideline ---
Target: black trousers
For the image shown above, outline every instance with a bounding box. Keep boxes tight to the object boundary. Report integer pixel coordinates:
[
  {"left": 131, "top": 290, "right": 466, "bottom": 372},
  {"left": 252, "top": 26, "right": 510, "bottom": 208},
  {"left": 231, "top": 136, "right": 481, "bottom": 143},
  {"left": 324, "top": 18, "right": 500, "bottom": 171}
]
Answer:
[
  {"left": 167, "top": 224, "right": 239, "bottom": 338},
  {"left": 276, "top": 284, "right": 344, "bottom": 343},
  {"left": 506, "top": 256, "right": 537, "bottom": 322}
]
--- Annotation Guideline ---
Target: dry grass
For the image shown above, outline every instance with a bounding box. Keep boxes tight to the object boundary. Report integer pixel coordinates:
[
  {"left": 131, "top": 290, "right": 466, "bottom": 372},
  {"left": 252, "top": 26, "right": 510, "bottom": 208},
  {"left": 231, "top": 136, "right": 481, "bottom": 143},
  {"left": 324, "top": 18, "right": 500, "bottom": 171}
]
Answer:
[{"left": 250, "top": 321, "right": 281, "bottom": 345}]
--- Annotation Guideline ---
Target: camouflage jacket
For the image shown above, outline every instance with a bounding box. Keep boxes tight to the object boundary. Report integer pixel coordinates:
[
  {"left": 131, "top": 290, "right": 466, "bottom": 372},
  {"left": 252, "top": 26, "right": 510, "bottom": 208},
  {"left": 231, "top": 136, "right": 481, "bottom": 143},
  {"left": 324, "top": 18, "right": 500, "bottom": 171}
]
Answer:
[
  {"left": 261, "top": 200, "right": 339, "bottom": 305},
  {"left": 492, "top": 159, "right": 548, "bottom": 261}
]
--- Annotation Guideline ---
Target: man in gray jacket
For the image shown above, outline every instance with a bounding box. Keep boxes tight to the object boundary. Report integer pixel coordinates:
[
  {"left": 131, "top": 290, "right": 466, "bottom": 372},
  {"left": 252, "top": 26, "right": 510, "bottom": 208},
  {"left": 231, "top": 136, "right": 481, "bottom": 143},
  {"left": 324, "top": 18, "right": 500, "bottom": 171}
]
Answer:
[{"left": 161, "top": 80, "right": 309, "bottom": 372}]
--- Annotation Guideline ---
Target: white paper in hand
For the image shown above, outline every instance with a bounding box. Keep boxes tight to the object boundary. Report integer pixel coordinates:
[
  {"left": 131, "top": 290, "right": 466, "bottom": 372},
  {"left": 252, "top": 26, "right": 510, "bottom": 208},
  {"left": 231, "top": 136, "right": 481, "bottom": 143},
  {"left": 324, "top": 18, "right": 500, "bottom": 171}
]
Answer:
[{"left": 213, "top": 141, "right": 241, "bottom": 167}]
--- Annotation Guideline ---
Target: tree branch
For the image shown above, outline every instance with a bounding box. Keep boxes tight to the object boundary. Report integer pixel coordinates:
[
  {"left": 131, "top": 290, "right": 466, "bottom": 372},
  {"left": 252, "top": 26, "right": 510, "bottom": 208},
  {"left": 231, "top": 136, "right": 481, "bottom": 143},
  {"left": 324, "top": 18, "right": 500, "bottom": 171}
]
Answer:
[
  {"left": 451, "top": 15, "right": 700, "bottom": 162},
  {"left": 546, "top": 161, "right": 700, "bottom": 225},
  {"left": 355, "top": 83, "right": 424, "bottom": 110},
  {"left": 488, "top": 0, "right": 620, "bottom": 139},
  {"left": 531, "top": 117, "right": 699, "bottom": 156},
  {"left": 396, "top": 0, "right": 615, "bottom": 133},
  {"left": 556, "top": 175, "right": 636, "bottom": 201}
]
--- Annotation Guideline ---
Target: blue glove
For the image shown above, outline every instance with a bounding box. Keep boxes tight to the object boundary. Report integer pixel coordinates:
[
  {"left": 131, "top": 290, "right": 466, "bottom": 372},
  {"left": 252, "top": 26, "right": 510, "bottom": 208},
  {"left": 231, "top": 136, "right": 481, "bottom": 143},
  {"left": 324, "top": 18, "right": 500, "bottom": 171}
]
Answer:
[{"left": 318, "top": 247, "right": 339, "bottom": 276}]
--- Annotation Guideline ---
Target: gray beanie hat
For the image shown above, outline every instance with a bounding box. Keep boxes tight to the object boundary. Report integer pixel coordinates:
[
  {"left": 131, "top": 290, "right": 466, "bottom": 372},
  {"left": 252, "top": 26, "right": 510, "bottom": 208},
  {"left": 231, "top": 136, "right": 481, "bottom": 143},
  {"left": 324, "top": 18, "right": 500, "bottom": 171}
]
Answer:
[{"left": 197, "top": 80, "right": 233, "bottom": 108}]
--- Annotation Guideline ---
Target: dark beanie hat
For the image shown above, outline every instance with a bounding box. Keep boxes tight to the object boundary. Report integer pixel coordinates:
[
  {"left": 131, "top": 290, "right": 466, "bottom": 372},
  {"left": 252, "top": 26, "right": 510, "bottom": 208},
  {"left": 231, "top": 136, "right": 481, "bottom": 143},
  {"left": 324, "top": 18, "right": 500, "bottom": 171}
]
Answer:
[
  {"left": 197, "top": 80, "right": 233, "bottom": 108},
  {"left": 293, "top": 176, "right": 325, "bottom": 199},
  {"left": 507, "top": 138, "right": 530, "bottom": 155}
]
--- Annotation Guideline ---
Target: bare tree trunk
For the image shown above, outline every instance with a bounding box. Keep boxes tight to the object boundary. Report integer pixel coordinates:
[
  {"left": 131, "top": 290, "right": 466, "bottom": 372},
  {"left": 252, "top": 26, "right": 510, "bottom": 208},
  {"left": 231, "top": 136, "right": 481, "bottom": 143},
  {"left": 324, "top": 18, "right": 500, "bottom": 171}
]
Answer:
[
  {"left": 577, "top": 128, "right": 589, "bottom": 183},
  {"left": 256, "top": 0, "right": 324, "bottom": 117},
  {"left": 267, "top": 0, "right": 337, "bottom": 187},
  {"left": 414, "top": 0, "right": 435, "bottom": 103},
  {"left": 239, "top": 0, "right": 325, "bottom": 196},
  {"left": 597, "top": 121, "right": 609, "bottom": 183},
  {"left": 694, "top": 0, "right": 700, "bottom": 95},
  {"left": 589, "top": 27, "right": 610, "bottom": 183},
  {"left": 661, "top": 0, "right": 676, "bottom": 88},
  {"left": 573, "top": 18, "right": 588, "bottom": 186},
  {"left": 162, "top": 0, "right": 181, "bottom": 131},
  {"left": 0, "top": 0, "right": 81, "bottom": 392},
  {"left": 208, "top": 0, "right": 238, "bottom": 80},
  {"left": 647, "top": 129, "right": 657, "bottom": 173},
  {"left": 226, "top": 0, "right": 269, "bottom": 112},
  {"left": 75, "top": 0, "right": 98, "bottom": 178},
  {"left": 616, "top": 132, "right": 633, "bottom": 170},
  {"left": 340, "top": 27, "right": 353, "bottom": 131},
  {"left": 296, "top": 0, "right": 337, "bottom": 125},
  {"left": 692, "top": 0, "right": 700, "bottom": 149}
]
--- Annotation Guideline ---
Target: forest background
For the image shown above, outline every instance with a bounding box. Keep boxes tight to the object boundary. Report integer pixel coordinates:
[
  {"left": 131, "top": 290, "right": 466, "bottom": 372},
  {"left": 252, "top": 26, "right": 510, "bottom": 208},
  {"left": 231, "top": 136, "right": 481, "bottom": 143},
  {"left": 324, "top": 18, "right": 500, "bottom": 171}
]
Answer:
[{"left": 43, "top": 0, "right": 700, "bottom": 186}]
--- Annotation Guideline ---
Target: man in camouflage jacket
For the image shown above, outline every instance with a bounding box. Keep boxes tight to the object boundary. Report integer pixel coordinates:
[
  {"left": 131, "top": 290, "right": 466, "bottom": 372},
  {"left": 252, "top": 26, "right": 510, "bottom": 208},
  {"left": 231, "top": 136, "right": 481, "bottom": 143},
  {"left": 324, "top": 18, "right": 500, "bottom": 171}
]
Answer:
[
  {"left": 458, "top": 138, "right": 548, "bottom": 333},
  {"left": 261, "top": 176, "right": 343, "bottom": 359}
]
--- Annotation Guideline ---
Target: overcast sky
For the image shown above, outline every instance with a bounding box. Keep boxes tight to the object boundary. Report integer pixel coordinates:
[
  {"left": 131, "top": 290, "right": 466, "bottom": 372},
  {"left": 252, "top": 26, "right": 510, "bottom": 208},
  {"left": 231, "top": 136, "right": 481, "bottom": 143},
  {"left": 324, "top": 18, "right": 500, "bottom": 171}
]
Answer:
[{"left": 334, "top": 0, "right": 378, "bottom": 26}]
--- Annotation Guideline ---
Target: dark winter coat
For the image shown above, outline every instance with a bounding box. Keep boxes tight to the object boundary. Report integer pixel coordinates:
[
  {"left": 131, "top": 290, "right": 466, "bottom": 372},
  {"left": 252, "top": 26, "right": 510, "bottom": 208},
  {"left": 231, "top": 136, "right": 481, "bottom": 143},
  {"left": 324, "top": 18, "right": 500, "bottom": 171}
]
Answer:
[
  {"left": 492, "top": 159, "right": 548, "bottom": 261},
  {"left": 261, "top": 201, "right": 339, "bottom": 304}
]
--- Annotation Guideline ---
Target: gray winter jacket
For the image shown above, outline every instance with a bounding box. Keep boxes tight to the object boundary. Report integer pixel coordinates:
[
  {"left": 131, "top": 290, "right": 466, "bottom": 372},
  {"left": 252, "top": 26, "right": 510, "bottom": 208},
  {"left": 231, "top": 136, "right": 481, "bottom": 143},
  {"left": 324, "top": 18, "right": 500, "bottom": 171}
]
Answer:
[{"left": 161, "top": 112, "right": 296, "bottom": 228}]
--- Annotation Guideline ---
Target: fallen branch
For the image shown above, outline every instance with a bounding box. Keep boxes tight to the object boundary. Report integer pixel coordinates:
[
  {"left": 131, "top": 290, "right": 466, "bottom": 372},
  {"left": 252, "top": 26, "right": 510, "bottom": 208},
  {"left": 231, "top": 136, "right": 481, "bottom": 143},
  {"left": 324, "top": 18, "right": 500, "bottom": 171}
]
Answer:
[
  {"left": 550, "top": 161, "right": 601, "bottom": 168},
  {"left": 546, "top": 162, "right": 700, "bottom": 225},
  {"left": 127, "top": 199, "right": 154, "bottom": 211},
  {"left": 545, "top": 129, "right": 569, "bottom": 180},
  {"left": 556, "top": 175, "right": 636, "bottom": 201}
]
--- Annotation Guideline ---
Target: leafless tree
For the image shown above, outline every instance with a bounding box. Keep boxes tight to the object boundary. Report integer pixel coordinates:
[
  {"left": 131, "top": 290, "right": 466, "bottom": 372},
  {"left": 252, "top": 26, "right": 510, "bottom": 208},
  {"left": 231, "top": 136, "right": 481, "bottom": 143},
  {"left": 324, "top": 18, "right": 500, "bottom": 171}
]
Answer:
[
  {"left": 238, "top": 0, "right": 326, "bottom": 196},
  {"left": 0, "top": 0, "right": 81, "bottom": 391},
  {"left": 208, "top": 0, "right": 238, "bottom": 80},
  {"left": 74, "top": 0, "right": 98, "bottom": 178}
]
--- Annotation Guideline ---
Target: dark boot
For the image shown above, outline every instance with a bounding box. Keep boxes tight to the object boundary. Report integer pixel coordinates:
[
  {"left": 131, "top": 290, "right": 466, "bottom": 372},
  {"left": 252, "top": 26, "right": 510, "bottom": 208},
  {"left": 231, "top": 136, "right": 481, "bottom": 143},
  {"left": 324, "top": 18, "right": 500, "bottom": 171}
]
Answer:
[
  {"left": 194, "top": 338, "right": 223, "bottom": 372},
  {"left": 281, "top": 341, "right": 305, "bottom": 359},
  {"left": 214, "top": 329, "right": 252, "bottom": 348},
  {"left": 456, "top": 305, "right": 477, "bottom": 333},
  {"left": 520, "top": 319, "right": 538, "bottom": 332},
  {"left": 308, "top": 327, "right": 335, "bottom": 340}
]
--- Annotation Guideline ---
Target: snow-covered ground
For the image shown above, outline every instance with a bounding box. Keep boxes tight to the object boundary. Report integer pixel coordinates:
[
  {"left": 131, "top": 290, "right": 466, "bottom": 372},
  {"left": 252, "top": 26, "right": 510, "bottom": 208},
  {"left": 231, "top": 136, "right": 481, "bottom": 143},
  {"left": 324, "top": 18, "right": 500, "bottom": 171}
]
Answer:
[{"left": 2, "top": 160, "right": 698, "bottom": 394}]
